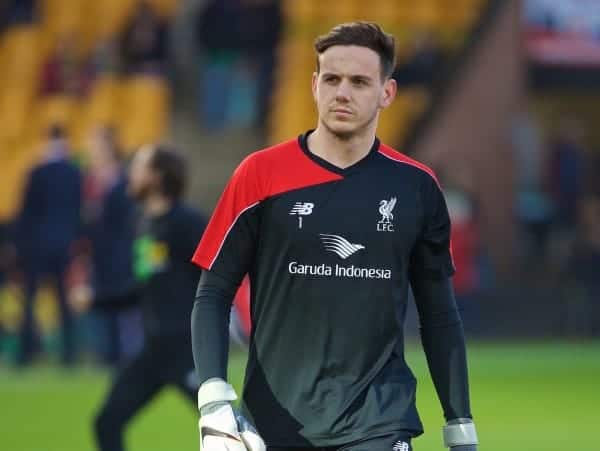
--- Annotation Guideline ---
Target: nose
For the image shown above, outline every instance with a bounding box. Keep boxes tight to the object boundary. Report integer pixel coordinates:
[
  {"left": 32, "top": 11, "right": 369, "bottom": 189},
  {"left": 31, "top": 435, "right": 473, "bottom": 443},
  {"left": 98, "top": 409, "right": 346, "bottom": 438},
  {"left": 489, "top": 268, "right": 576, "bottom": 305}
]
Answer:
[{"left": 335, "top": 79, "right": 351, "bottom": 102}]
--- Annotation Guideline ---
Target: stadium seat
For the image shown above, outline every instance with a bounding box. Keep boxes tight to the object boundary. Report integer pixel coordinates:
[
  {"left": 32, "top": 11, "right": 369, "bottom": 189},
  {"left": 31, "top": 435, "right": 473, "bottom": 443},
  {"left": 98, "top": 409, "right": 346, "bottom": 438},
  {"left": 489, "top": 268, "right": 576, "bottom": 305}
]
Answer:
[
  {"left": 147, "top": 0, "right": 180, "bottom": 18},
  {"left": 440, "top": 0, "right": 483, "bottom": 28},
  {"left": 120, "top": 76, "right": 170, "bottom": 152},
  {"left": 0, "top": 91, "right": 35, "bottom": 142},
  {"left": 0, "top": 145, "right": 38, "bottom": 220},
  {"left": 282, "top": 0, "right": 319, "bottom": 23},
  {"left": 316, "top": 1, "right": 362, "bottom": 24},
  {"left": 378, "top": 88, "right": 429, "bottom": 145},
  {"left": 359, "top": 0, "right": 406, "bottom": 29},
  {"left": 76, "top": 76, "right": 122, "bottom": 144},
  {"left": 40, "top": 0, "right": 88, "bottom": 38},
  {"left": 0, "top": 27, "right": 42, "bottom": 142},
  {"left": 0, "top": 25, "right": 41, "bottom": 86},
  {"left": 92, "top": 0, "right": 139, "bottom": 41}
]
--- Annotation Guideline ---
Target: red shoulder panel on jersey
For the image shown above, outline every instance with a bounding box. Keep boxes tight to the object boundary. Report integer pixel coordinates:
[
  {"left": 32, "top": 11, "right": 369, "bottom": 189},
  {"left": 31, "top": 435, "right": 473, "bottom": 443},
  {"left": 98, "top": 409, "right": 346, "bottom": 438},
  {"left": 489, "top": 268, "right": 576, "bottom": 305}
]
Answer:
[
  {"left": 378, "top": 144, "right": 440, "bottom": 187},
  {"left": 192, "top": 138, "right": 343, "bottom": 270}
]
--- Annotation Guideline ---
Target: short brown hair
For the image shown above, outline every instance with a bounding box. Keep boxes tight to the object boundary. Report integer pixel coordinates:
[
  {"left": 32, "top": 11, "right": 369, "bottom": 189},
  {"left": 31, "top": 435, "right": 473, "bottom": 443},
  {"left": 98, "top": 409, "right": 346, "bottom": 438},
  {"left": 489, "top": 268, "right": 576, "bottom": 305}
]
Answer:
[{"left": 314, "top": 22, "right": 396, "bottom": 80}]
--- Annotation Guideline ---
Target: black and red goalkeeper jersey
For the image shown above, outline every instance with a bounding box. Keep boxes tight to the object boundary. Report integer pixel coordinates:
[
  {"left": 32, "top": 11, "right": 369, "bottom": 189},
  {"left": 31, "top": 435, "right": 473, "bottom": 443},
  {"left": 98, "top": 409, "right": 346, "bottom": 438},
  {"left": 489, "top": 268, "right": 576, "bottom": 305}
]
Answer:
[{"left": 192, "top": 132, "right": 455, "bottom": 446}]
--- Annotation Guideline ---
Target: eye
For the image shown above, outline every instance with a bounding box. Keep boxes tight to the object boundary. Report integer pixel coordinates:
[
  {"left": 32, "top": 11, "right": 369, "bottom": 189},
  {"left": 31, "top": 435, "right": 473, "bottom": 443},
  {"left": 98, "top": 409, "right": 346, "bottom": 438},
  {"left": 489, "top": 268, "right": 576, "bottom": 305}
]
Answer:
[
  {"left": 352, "top": 78, "right": 369, "bottom": 87},
  {"left": 323, "top": 75, "right": 339, "bottom": 84}
]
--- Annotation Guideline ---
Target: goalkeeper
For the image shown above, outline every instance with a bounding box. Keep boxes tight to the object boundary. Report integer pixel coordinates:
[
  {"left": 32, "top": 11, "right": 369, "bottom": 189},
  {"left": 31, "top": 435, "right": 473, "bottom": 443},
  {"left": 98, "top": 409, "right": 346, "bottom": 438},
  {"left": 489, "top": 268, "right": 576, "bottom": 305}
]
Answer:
[{"left": 191, "top": 22, "right": 478, "bottom": 451}]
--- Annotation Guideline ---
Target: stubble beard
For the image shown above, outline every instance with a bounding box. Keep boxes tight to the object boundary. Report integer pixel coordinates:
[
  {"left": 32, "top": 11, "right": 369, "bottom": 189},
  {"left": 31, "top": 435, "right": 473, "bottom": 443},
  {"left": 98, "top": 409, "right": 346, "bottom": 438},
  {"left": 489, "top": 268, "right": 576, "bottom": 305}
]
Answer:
[{"left": 321, "top": 107, "right": 379, "bottom": 142}]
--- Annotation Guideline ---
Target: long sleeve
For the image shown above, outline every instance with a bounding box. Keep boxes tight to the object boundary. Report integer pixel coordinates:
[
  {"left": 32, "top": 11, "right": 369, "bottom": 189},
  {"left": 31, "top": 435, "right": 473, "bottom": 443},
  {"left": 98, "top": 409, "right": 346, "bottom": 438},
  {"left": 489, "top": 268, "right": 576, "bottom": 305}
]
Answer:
[
  {"left": 191, "top": 270, "right": 240, "bottom": 385},
  {"left": 411, "top": 276, "right": 472, "bottom": 421}
]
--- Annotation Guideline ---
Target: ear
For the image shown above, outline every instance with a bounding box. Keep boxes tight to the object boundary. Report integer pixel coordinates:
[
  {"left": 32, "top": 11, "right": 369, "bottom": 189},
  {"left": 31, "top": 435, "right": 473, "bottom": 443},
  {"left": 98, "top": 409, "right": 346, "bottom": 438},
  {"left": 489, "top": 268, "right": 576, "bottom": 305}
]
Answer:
[
  {"left": 311, "top": 71, "right": 318, "bottom": 101},
  {"left": 379, "top": 77, "right": 397, "bottom": 109}
]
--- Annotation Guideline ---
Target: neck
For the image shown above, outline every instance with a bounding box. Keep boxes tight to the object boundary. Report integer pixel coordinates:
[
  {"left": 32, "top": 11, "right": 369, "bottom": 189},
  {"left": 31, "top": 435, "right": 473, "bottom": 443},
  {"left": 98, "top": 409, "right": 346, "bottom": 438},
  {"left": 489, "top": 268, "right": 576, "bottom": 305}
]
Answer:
[
  {"left": 143, "top": 193, "right": 173, "bottom": 217},
  {"left": 307, "top": 124, "right": 376, "bottom": 169}
]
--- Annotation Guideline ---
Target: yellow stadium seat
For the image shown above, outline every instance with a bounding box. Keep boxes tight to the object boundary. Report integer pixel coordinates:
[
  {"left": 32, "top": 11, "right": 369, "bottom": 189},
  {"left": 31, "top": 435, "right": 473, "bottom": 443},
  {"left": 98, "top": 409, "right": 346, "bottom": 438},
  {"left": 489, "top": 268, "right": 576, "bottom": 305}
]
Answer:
[
  {"left": 378, "top": 99, "right": 409, "bottom": 146},
  {"left": 79, "top": 76, "right": 122, "bottom": 133},
  {"left": 381, "top": 87, "right": 429, "bottom": 144},
  {"left": 359, "top": 0, "right": 406, "bottom": 29},
  {"left": 440, "top": 0, "right": 483, "bottom": 28},
  {"left": 147, "top": 0, "right": 179, "bottom": 18},
  {"left": 92, "top": 0, "right": 139, "bottom": 41},
  {"left": 0, "top": 26, "right": 41, "bottom": 87},
  {"left": 40, "top": 0, "right": 109, "bottom": 55},
  {"left": 316, "top": 0, "right": 362, "bottom": 24},
  {"left": 0, "top": 147, "right": 38, "bottom": 220},
  {"left": 282, "top": 0, "right": 319, "bottom": 23},
  {"left": 268, "top": 75, "right": 316, "bottom": 145},
  {"left": 120, "top": 76, "right": 170, "bottom": 152},
  {"left": 0, "top": 91, "right": 34, "bottom": 142},
  {"left": 411, "top": 1, "right": 443, "bottom": 30}
]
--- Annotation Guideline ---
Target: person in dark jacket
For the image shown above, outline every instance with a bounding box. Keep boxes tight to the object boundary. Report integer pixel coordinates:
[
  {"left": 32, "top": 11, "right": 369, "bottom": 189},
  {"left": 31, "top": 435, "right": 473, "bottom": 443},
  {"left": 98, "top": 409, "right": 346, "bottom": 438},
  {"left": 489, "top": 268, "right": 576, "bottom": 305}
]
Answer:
[{"left": 15, "top": 125, "right": 82, "bottom": 366}]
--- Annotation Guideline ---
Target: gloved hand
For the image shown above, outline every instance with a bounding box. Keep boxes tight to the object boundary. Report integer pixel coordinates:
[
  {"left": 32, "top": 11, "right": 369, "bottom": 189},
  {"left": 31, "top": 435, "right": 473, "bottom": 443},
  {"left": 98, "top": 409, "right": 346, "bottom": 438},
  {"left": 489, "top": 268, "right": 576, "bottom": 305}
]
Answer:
[
  {"left": 443, "top": 418, "right": 478, "bottom": 450},
  {"left": 198, "top": 378, "right": 266, "bottom": 451}
]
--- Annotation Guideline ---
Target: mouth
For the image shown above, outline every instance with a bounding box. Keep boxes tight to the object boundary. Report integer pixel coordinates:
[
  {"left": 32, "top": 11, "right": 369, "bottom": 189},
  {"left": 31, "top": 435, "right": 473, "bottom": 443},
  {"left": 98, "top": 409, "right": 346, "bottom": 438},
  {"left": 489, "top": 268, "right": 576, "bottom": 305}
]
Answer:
[{"left": 331, "top": 108, "right": 353, "bottom": 116}]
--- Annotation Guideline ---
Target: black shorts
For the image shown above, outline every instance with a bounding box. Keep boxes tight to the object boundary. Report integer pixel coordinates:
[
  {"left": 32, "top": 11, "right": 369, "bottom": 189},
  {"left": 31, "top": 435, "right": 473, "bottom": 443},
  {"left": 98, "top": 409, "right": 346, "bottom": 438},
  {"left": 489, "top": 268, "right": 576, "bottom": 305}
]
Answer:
[{"left": 268, "top": 432, "right": 413, "bottom": 451}]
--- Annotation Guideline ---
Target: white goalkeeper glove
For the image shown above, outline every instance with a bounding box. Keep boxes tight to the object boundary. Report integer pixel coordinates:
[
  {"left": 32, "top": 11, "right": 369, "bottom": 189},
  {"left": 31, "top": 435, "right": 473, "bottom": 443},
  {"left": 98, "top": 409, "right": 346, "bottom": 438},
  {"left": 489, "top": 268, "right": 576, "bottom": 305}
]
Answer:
[
  {"left": 198, "top": 378, "right": 266, "bottom": 451},
  {"left": 443, "top": 418, "right": 479, "bottom": 450}
]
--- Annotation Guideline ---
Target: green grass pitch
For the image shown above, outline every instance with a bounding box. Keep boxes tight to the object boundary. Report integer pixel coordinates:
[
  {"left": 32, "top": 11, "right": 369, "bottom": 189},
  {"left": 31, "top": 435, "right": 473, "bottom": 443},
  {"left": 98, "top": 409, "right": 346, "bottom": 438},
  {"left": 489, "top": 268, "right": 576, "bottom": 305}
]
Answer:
[{"left": 0, "top": 342, "right": 598, "bottom": 451}]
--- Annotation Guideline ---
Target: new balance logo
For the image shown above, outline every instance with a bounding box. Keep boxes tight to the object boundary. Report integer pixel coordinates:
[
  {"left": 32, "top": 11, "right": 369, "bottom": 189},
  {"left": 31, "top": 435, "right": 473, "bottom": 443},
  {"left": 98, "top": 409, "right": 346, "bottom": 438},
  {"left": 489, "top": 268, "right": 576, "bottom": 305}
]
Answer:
[
  {"left": 290, "top": 202, "right": 314, "bottom": 215},
  {"left": 320, "top": 234, "right": 365, "bottom": 259},
  {"left": 290, "top": 202, "right": 314, "bottom": 229},
  {"left": 392, "top": 441, "right": 410, "bottom": 451}
]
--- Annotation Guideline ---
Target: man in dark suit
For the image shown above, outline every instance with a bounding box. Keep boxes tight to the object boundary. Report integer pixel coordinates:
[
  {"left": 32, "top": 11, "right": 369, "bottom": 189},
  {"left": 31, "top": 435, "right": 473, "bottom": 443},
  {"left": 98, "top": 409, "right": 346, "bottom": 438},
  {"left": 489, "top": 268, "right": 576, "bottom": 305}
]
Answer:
[{"left": 15, "top": 125, "right": 82, "bottom": 366}]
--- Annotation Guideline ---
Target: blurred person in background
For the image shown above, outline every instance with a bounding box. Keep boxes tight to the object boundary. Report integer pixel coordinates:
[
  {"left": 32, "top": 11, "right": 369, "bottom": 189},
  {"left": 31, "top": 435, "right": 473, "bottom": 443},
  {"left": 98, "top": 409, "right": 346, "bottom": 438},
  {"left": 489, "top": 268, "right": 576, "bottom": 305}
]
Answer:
[
  {"left": 119, "top": 0, "right": 168, "bottom": 76},
  {"left": 0, "top": 222, "right": 12, "bottom": 289},
  {"left": 512, "top": 106, "right": 553, "bottom": 263},
  {"left": 40, "top": 33, "right": 94, "bottom": 97},
  {"left": 79, "top": 126, "right": 140, "bottom": 366},
  {"left": 564, "top": 194, "right": 600, "bottom": 336},
  {"left": 14, "top": 125, "right": 82, "bottom": 366},
  {"left": 94, "top": 145, "right": 206, "bottom": 451},
  {"left": 393, "top": 31, "right": 444, "bottom": 87},
  {"left": 442, "top": 167, "right": 482, "bottom": 336},
  {"left": 0, "top": 0, "right": 36, "bottom": 31},
  {"left": 0, "top": 222, "right": 14, "bottom": 349},
  {"left": 195, "top": 0, "right": 282, "bottom": 131},
  {"left": 549, "top": 117, "right": 588, "bottom": 231},
  {"left": 238, "top": 0, "right": 282, "bottom": 131},
  {"left": 195, "top": 0, "right": 244, "bottom": 130}
]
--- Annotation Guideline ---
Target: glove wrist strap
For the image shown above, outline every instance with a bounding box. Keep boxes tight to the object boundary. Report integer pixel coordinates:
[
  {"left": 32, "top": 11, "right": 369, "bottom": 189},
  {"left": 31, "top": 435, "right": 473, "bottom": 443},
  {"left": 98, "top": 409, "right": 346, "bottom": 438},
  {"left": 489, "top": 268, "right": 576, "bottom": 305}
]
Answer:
[
  {"left": 443, "top": 419, "right": 479, "bottom": 447},
  {"left": 197, "top": 378, "right": 238, "bottom": 412}
]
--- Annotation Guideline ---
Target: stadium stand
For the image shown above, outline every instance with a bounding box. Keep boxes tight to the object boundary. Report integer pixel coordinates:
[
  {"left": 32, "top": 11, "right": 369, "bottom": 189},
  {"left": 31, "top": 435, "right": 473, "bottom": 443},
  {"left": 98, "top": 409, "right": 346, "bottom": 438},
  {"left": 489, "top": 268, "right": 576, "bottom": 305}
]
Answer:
[{"left": 0, "top": 0, "right": 177, "bottom": 220}]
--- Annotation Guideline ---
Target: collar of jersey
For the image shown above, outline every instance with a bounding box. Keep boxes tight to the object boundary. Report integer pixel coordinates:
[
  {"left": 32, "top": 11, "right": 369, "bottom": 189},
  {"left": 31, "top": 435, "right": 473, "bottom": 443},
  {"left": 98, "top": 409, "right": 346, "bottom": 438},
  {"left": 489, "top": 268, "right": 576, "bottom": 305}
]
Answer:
[{"left": 298, "top": 130, "right": 380, "bottom": 176}]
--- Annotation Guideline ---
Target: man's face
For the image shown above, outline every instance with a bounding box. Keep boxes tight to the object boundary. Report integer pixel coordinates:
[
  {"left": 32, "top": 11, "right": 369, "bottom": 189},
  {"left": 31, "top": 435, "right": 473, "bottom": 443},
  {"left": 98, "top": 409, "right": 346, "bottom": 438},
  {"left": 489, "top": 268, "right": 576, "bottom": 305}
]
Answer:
[
  {"left": 312, "top": 45, "right": 396, "bottom": 140},
  {"left": 128, "top": 146, "right": 157, "bottom": 201}
]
